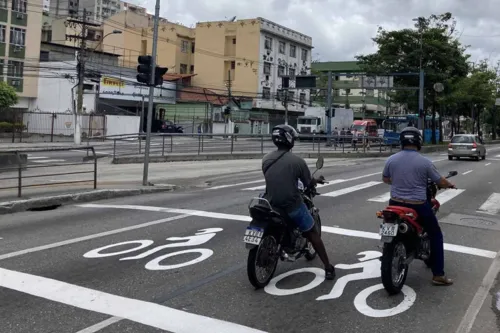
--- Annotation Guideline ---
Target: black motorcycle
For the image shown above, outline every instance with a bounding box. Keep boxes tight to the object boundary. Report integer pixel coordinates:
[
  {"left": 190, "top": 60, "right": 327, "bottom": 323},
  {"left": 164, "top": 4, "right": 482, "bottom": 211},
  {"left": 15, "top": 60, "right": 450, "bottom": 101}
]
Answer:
[{"left": 244, "top": 156, "right": 327, "bottom": 289}]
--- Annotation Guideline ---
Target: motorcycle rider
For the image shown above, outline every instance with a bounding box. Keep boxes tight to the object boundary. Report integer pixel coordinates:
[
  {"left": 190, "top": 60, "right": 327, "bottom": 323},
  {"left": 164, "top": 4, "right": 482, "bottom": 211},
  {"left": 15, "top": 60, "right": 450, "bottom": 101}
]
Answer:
[
  {"left": 382, "top": 126, "right": 454, "bottom": 286},
  {"left": 262, "top": 124, "right": 336, "bottom": 280}
]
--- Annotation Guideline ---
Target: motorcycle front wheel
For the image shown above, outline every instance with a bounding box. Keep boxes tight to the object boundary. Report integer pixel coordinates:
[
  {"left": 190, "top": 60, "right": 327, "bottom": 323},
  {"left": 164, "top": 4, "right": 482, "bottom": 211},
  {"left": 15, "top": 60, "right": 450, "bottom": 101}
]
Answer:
[
  {"left": 381, "top": 240, "right": 409, "bottom": 295},
  {"left": 247, "top": 235, "right": 279, "bottom": 289}
]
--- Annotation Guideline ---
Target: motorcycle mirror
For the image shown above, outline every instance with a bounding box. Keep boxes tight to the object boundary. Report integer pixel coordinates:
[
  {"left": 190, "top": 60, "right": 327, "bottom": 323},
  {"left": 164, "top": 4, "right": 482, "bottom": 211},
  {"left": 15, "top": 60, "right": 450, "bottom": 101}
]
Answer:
[
  {"left": 316, "top": 156, "right": 324, "bottom": 170},
  {"left": 448, "top": 171, "right": 458, "bottom": 177}
]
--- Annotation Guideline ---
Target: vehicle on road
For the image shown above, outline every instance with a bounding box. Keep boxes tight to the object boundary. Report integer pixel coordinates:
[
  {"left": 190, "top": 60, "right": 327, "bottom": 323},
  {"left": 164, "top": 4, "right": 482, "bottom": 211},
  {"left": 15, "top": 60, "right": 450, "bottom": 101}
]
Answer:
[
  {"left": 296, "top": 107, "right": 353, "bottom": 138},
  {"left": 381, "top": 114, "right": 440, "bottom": 145},
  {"left": 448, "top": 134, "right": 486, "bottom": 161},
  {"left": 159, "top": 120, "right": 184, "bottom": 133},
  {"left": 377, "top": 170, "right": 458, "bottom": 295},
  {"left": 244, "top": 156, "right": 326, "bottom": 288}
]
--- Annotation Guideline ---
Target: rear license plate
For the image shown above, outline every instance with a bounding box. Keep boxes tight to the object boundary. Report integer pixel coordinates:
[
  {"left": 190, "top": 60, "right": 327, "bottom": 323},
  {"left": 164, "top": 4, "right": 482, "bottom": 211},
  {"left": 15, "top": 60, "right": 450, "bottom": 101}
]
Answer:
[
  {"left": 244, "top": 227, "right": 264, "bottom": 245},
  {"left": 379, "top": 223, "right": 398, "bottom": 237}
]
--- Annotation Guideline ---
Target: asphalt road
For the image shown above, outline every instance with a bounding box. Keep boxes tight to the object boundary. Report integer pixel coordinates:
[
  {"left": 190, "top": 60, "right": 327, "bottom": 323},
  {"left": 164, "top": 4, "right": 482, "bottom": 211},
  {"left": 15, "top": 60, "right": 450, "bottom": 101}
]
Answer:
[{"left": 2, "top": 151, "right": 500, "bottom": 333}]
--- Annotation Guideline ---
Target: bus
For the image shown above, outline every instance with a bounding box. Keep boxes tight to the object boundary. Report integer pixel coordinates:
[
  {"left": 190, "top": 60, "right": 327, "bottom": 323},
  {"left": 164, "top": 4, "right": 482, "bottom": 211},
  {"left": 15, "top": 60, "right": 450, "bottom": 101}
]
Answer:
[{"left": 382, "top": 114, "right": 440, "bottom": 145}]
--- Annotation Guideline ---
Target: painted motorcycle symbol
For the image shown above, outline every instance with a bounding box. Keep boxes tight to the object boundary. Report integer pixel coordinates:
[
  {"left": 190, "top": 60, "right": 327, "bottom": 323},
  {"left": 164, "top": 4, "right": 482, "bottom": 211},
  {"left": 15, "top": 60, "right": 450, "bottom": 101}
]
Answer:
[
  {"left": 265, "top": 251, "right": 417, "bottom": 318},
  {"left": 83, "top": 228, "right": 223, "bottom": 271}
]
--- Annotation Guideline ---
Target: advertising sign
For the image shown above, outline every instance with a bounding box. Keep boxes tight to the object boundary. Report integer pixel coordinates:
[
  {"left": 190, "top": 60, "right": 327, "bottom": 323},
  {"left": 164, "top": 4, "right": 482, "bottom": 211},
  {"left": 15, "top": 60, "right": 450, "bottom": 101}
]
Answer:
[{"left": 99, "top": 76, "right": 176, "bottom": 104}]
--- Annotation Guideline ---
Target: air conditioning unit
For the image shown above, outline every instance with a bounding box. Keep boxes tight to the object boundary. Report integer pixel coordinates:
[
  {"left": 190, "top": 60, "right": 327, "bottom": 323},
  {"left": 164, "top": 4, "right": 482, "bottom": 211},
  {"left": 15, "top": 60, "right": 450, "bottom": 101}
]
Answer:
[{"left": 16, "top": 13, "right": 24, "bottom": 19}]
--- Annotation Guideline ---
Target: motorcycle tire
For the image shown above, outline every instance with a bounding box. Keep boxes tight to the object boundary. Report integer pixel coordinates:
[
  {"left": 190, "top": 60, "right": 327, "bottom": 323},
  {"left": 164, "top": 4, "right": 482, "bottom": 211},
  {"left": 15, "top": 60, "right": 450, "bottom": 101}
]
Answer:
[
  {"left": 381, "top": 240, "right": 409, "bottom": 295},
  {"left": 305, "top": 211, "right": 322, "bottom": 261},
  {"left": 247, "top": 235, "right": 279, "bottom": 289}
]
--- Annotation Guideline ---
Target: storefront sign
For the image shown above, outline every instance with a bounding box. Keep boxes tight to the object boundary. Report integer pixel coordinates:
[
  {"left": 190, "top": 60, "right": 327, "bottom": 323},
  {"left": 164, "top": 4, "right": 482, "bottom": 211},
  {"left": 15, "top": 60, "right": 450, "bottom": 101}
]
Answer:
[{"left": 99, "top": 76, "right": 176, "bottom": 104}]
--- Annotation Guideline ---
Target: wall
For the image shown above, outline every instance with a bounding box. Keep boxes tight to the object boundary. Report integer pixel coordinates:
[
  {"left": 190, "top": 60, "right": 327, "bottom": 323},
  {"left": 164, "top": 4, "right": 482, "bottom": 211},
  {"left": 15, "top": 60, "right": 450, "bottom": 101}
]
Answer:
[
  {"left": 105, "top": 115, "right": 139, "bottom": 136},
  {"left": 213, "top": 120, "right": 233, "bottom": 134}
]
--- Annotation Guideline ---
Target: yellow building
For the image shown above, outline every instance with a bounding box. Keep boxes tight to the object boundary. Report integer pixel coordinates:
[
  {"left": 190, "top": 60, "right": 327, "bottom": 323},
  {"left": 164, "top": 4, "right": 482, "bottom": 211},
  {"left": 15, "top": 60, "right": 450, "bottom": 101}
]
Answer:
[{"left": 0, "top": 0, "right": 42, "bottom": 109}]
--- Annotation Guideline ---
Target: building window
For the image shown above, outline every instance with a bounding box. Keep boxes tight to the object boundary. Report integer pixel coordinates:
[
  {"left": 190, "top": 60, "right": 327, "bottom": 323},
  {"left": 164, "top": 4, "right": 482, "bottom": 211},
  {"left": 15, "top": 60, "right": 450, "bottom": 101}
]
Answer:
[
  {"left": 232, "top": 38, "right": 236, "bottom": 44},
  {"left": 12, "top": 0, "right": 26, "bottom": 12},
  {"left": 190, "top": 65, "right": 194, "bottom": 74},
  {"left": 180, "top": 63, "right": 187, "bottom": 74},
  {"left": 264, "top": 62, "right": 271, "bottom": 75},
  {"left": 278, "top": 65, "right": 285, "bottom": 77},
  {"left": 278, "top": 41, "right": 285, "bottom": 54},
  {"left": 0, "top": 0, "right": 7, "bottom": 9},
  {"left": 365, "top": 89, "right": 374, "bottom": 97},
  {"left": 262, "top": 87, "right": 271, "bottom": 99},
  {"left": 8, "top": 60, "right": 23, "bottom": 77},
  {"left": 276, "top": 89, "right": 283, "bottom": 101},
  {"left": 0, "top": 25, "right": 5, "bottom": 43},
  {"left": 287, "top": 91, "right": 294, "bottom": 101},
  {"left": 299, "top": 92, "right": 306, "bottom": 104},
  {"left": 191, "top": 42, "right": 195, "bottom": 53},
  {"left": 230, "top": 61, "right": 235, "bottom": 70},
  {"left": 288, "top": 68, "right": 295, "bottom": 79},
  {"left": 10, "top": 27, "right": 25, "bottom": 46},
  {"left": 301, "top": 48, "right": 308, "bottom": 61},
  {"left": 181, "top": 40, "right": 188, "bottom": 53},
  {"left": 289, "top": 45, "right": 296, "bottom": 58},
  {"left": 264, "top": 36, "right": 272, "bottom": 50}
]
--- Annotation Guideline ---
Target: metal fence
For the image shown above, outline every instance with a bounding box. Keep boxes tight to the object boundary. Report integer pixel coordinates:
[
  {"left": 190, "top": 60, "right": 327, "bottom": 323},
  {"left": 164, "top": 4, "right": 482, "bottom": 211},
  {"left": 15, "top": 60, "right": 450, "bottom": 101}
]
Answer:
[
  {"left": 82, "top": 133, "right": 395, "bottom": 159},
  {"left": 0, "top": 111, "right": 106, "bottom": 143},
  {"left": 0, "top": 147, "right": 97, "bottom": 198}
]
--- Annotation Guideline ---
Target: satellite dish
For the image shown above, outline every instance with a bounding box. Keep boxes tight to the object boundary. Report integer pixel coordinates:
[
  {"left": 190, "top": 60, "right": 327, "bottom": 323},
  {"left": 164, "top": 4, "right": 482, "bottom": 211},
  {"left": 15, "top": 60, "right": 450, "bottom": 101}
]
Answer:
[{"left": 229, "top": 16, "right": 236, "bottom": 22}]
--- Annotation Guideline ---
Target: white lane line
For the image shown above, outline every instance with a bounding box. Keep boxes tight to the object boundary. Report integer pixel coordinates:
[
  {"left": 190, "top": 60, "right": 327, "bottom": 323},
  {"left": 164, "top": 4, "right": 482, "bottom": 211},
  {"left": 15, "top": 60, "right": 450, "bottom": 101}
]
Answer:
[
  {"left": 0, "top": 268, "right": 266, "bottom": 333},
  {"left": 496, "top": 155, "right": 500, "bottom": 158},
  {"left": 207, "top": 180, "right": 263, "bottom": 190},
  {"left": 70, "top": 150, "right": 109, "bottom": 155},
  {"left": 0, "top": 215, "right": 190, "bottom": 261},
  {"left": 75, "top": 317, "right": 121, "bottom": 333},
  {"left": 476, "top": 193, "right": 500, "bottom": 215},
  {"left": 367, "top": 192, "right": 391, "bottom": 202},
  {"left": 435, "top": 189, "right": 466, "bottom": 205},
  {"left": 31, "top": 159, "right": 65, "bottom": 163},
  {"left": 322, "top": 181, "right": 382, "bottom": 197},
  {"left": 485, "top": 163, "right": 491, "bottom": 166},
  {"left": 462, "top": 170, "right": 473, "bottom": 175},
  {"left": 242, "top": 172, "right": 382, "bottom": 191},
  {"left": 27, "top": 156, "right": 48, "bottom": 160},
  {"left": 78, "top": 204, "right": 497, "bottom": 259}
]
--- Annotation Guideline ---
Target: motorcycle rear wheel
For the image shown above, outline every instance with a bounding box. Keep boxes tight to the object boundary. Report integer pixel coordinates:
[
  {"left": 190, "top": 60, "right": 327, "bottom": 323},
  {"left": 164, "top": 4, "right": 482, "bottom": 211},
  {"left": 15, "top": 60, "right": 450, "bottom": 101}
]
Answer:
[
  {"left": 381, "top": 240, "right": 409, "bottom": 295},
  {"left": 247, "top": 235, "right": 279, "bottom": 289},
  {"left": 305, "top": 212, "right": 322, "bottom": 261}
]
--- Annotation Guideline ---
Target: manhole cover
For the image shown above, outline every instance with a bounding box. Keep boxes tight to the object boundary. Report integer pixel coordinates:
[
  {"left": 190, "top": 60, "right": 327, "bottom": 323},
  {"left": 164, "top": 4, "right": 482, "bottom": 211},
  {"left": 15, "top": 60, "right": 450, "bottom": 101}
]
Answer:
[{"left": 440, "top": 213, "right": 500, "bottom": 232}]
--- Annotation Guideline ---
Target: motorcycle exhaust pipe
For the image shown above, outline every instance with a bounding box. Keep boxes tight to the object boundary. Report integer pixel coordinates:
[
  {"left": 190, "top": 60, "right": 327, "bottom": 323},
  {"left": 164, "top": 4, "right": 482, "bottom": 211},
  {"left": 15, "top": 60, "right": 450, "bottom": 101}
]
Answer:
[{"left": 398, "top": 223, "right": 409, "bottom": 234}]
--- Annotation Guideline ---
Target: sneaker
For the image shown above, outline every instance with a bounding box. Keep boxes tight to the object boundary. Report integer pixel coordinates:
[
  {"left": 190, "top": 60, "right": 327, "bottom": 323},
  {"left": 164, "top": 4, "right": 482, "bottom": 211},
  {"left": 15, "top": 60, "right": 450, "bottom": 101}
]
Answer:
[
  {"left": 432, "top": 275, "right": 453, "bottom": 286},
  {"left": 325, "top": 264, "right": 336, "bottom": 280}
]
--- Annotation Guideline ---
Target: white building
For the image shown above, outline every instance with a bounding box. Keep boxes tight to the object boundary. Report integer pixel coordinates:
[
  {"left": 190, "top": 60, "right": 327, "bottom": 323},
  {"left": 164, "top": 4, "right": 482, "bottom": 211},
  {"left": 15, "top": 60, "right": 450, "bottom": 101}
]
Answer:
[{"left": 254, "top": 18, "right": 313, "bottom": 114}]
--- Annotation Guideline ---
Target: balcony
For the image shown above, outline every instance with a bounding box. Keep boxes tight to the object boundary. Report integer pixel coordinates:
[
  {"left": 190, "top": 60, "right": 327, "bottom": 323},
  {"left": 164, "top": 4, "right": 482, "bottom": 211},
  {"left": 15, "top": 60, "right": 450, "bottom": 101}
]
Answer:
[
  {"left": 9, "top": 45, "right": 25, "bottom": 59},
  {"left": 0, "top": 8, "right": 7, "bottom": 22},
  {"left": 11, "top": 11, "right": 27, "bottom": 27},
  {"left": 7, "top": 77, "right": 23, "bottom": 92}
]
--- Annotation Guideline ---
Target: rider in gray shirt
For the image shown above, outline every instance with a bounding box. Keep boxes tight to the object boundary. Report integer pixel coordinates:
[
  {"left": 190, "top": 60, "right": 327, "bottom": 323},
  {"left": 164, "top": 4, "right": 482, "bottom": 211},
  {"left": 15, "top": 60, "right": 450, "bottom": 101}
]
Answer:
[{"left": 262, "top": 124, "right": 335, "bottom": 280}]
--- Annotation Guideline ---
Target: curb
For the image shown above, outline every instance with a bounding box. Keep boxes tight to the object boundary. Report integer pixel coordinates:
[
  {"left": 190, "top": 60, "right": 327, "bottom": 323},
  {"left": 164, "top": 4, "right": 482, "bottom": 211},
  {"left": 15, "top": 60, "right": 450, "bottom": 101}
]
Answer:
[
  {"left": 0, "top": 185, "right": 177, "bottom": 215},
  {"left": 112, "top": 151, "right": 395, "bottom": 164}
]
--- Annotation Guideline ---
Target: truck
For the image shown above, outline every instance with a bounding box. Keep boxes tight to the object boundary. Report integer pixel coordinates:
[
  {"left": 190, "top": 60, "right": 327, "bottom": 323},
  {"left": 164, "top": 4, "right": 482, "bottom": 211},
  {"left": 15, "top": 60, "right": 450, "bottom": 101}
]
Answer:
[{"left": 296, "top": 107, "right": 354, "bottom": 136}]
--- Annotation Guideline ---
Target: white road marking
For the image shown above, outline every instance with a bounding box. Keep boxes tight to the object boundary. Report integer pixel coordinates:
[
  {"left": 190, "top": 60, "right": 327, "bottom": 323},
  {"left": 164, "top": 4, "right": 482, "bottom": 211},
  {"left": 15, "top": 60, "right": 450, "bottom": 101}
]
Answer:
[
  {"left": 496, "top": 155, "right": 500, "bottom": 158},
  {"left": 207, "top": 179, "right": 263, "bottom": 190},
  {"left": 0, "top": 268, "right": 267, "bottom": 333},
  {"left": 322, "top": 181, "right": 382, "bottom": 197},
  {"left": 70, "top": 150, "right": 109, "bottom": 155},
  {"left": 462, "top": 170, "right": 473, "bottom": 175},
  {"left": 0, "top": 214, "right": 190, "bottom": 261},
  {"left": 435, "top": 189, "right": 466, "bottom": 205},
  {"left": 367, "top": 192, "right": 391, "bottom": 202},
  {"left": 477, "top": 193, "right": 500, "bottom": 215},
  {"left": 75, "top": 317, "right": 122, "bottom": 333},
  {"left": 486, "top": 163, "right": 491, "bottom": 166},
  {"left": 31, "top": 159, "right": 65, "bottom": 163},
  {"left": 77, "top": 204, "right": 497, "bottom": 259},
  {"left": 27, "top": 156, "right": 48, "bottom": 160}
]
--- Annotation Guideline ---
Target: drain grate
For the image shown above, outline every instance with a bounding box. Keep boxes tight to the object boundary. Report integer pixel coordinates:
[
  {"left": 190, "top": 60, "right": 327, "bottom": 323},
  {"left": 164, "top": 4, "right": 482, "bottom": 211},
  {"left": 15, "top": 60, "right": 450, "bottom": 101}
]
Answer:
[{"left": 439, "top": 213, "right": 500, "bottom": 232}]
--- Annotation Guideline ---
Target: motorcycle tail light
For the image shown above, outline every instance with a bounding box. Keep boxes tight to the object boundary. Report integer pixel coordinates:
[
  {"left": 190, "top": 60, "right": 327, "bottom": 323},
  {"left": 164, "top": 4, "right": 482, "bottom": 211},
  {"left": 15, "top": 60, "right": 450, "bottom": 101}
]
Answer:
[
  {"left": 376, "top": 211, "right": 383, "bottom": 218},
  {"left": 382, "top": 210, "right": 399, "bottom": 221}
]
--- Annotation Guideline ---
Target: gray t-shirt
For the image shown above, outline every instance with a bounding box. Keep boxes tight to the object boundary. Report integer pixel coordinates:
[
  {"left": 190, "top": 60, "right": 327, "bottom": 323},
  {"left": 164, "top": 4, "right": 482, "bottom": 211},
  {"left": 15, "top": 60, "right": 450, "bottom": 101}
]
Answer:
[
  {"left": 262, "top": 150, "right": 312, "bottom": 212},
  {"left": 382, "top": 150, "right": 442, "bottom": 201}
]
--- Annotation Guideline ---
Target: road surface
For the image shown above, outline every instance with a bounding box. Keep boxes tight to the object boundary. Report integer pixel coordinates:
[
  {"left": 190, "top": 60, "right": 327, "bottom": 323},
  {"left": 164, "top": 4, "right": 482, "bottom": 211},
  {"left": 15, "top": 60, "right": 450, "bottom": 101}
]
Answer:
[{"left": 1, "top": 151, "right": 500, "bottom": 333}]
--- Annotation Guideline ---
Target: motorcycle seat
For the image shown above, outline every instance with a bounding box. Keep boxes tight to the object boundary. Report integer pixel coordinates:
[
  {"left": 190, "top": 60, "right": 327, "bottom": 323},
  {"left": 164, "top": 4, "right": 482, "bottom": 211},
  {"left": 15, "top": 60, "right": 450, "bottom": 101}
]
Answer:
[{"left": 385, "top": 206, "right": 419, "bottom": 220}]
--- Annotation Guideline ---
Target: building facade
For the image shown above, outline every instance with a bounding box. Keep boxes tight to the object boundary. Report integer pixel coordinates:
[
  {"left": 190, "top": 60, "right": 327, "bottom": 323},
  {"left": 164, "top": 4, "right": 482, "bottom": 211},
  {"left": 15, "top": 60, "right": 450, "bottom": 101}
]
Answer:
[{"left": 0, "top": 0, "right": 42, "bottom": 110}]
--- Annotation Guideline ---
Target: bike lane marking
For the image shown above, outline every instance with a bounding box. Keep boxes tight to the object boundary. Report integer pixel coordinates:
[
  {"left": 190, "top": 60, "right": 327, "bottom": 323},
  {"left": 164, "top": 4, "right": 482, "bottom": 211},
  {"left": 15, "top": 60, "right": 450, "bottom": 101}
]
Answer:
[
  {"left": 0, "top": 267, "right": 267, "bottom": 333},
  {"left": 78, "top": 204, "right": 497, "bottom": 259}
]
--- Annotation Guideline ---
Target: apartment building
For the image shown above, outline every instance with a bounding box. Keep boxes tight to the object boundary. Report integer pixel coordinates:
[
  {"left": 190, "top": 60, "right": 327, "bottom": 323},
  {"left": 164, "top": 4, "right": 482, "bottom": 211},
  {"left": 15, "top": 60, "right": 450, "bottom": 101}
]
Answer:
[
  {"left": 80, "top": 0, "right": 146, "bottom": 24},
  {"left": 0, "top": 0, "right": 42, "bottom": 109},
  {"left": 48, "top": 0, "right": 79, "bottom": 18}
]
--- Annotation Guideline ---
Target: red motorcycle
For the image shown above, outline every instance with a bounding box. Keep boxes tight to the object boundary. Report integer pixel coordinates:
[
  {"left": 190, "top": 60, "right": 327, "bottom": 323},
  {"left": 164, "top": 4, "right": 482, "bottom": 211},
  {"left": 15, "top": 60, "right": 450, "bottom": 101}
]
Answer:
[{"left": 376, "top": 170, "right": 458, "bottom": 295}]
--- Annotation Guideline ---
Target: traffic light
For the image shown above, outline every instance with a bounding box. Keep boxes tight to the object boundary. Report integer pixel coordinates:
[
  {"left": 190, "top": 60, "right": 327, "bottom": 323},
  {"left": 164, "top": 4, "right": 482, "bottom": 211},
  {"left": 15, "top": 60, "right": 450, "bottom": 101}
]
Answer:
[{"left": 136, "top": 55, "right": 168, "bottom": 86}]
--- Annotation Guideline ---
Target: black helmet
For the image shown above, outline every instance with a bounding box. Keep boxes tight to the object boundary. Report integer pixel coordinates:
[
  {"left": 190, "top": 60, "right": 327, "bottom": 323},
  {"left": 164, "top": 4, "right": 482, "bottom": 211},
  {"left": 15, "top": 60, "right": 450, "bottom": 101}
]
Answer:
[
  {"left": 272, "top": 124, "right": 298, "bottom": 149},
  {"left": 400, "top": 126, "right": 423, "bottom": 150}
]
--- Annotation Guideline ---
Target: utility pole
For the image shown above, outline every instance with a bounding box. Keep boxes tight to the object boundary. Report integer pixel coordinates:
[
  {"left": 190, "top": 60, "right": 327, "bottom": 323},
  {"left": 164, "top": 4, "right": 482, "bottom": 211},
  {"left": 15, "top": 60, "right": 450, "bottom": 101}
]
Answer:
[
  {"left": 282, "top": 70, "right": 290, "bottom": 125},
  {"left": 224, "top": 70, "right": 232, "bottom": 136},
  {"left": 66, "top": 9, "right": 100, "bottom": 145},
  {"left": 142, "top": 0, "right": 160, "bottom": 186},
  {"left": 326, "top": 71, "right": 333, "bottom": 135}
]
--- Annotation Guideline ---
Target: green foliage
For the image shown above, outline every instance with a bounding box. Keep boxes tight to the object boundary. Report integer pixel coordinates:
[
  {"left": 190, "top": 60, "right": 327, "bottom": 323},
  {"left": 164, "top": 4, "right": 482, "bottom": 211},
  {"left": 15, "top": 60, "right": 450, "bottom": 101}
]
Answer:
[{"left": 0, "top": 81, "right": 18, "bottom": 109}]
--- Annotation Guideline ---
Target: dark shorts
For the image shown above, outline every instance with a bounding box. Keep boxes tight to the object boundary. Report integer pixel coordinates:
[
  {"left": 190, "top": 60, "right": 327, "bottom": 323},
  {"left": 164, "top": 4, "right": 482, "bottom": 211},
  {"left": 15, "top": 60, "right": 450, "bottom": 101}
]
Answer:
[{"left": 288, "top": 203, "right": 315, "bottom": 232}]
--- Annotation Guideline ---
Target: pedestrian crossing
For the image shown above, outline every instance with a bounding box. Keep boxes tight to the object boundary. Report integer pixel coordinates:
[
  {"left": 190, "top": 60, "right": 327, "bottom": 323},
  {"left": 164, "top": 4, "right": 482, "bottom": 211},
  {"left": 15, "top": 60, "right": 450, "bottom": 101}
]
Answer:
[{"left": 27, "top": 155, "right": 66, "bottom": 164}]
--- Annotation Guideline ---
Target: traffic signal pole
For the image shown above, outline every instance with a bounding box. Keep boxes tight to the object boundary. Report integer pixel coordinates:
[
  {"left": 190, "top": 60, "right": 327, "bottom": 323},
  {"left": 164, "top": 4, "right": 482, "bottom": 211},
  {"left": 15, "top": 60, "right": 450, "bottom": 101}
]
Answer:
[{"left": 142, "top": 0, "right": 160, "bottom": 186}]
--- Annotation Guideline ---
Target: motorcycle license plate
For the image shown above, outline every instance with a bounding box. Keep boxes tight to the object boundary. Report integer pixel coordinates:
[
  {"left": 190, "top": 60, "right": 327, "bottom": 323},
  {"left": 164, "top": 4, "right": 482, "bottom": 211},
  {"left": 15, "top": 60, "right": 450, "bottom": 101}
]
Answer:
[
  {"left": 379, "top": 223, "right": 398, "bottom": 237},
  {"left": 244, "top": 227, "right": 264, "bottom": 245}
]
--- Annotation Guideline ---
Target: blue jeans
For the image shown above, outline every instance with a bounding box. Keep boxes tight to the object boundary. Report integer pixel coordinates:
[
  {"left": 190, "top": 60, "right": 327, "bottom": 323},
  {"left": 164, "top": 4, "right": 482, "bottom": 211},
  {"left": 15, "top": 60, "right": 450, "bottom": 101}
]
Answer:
[
  {"left": 288, "top": 203, "right": 315, "bottom": 232},
  {"left": 389, "top": 199, "right": 445, "bottom": 276}
]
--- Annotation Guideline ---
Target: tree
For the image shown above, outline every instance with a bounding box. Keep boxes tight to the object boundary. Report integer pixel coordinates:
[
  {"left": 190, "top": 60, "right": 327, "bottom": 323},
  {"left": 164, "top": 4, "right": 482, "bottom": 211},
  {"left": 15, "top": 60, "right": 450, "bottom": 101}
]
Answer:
[
  {"left": 355, "top": 12, "right": 470, "bottom": 143},
  {"left": 0, "top": 81, "right": 18, "bottom": 110}
]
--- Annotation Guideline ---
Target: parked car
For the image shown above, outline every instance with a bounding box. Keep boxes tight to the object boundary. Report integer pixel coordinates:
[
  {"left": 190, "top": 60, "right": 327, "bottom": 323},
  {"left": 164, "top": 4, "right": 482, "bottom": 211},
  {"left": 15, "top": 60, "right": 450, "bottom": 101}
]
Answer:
[
  {"left": 448, "top": 134, "right": 486, "bottom": 161},
  {"left": 159, "top": 121, "right": 184, "bottom": 133}
]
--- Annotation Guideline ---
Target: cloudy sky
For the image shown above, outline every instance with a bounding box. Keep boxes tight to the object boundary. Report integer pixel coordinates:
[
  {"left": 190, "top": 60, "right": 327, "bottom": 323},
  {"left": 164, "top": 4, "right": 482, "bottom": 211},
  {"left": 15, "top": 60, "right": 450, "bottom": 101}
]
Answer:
[{"left": 135, "top": 0, "right": 500, "bottom": 68}]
